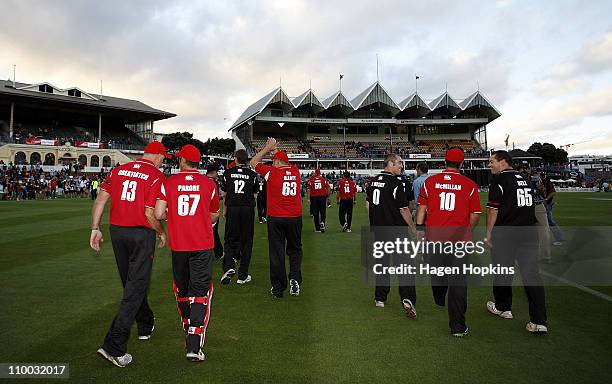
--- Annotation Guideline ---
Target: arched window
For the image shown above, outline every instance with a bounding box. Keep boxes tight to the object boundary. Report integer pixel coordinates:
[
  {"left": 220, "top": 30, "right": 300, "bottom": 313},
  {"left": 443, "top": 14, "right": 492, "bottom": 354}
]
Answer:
[
  {"left": 90, "top": 155, "right": 99, "bottom": 167},
  {"left": 78, "top": 154, "right": 88, "bottom": 167},
  {"left": 102, "top": 156, "right": 111, "bottom": 167},
  {"left": 30, "top": 152, "right": 41, "bottom": 164},
  {"left": 15, "top": 151, "right": 26, "bottom": 164},
  {"left": 44, "top": 153, "right": 56, "bottom": 166}
]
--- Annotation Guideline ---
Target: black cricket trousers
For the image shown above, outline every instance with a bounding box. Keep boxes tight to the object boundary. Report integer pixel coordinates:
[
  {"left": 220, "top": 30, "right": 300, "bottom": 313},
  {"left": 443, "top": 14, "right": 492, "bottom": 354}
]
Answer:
[
  {"left": 428, "top": 252, "right": 468, "bottom": 334},
  {"left": 267, "top": 216, "right": 303, "bottom": 296},
  {"left": 172, "top": 249, "right": 214, "bottom": 354},
  {"left": 491, "top": 227, "right": 547, "bottom": 325},
  {"left": 310, "top": 196, "right": 327, "bottom": 231},
  {"left": 223, "top": 205, "right": 255, "bottom": 280},
  {"left": 102, "top": 225, "right": 155, "bottom": 357},
  {"left": 338, "top": 198, "right": 354, "bottom": 229}
]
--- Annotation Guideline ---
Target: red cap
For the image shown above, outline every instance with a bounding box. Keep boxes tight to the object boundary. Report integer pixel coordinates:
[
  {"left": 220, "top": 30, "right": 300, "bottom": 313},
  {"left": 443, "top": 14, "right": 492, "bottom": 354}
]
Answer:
[
  {"left": 144, "top": 141, "right": 171, "bottom": 158},
  {"left": 445, "top": 148, "right": 465, "bottom": 163},
  {"left": 314, "top": 168, "right": 321, "bottom": 175},
  {"left": 176, "top": 144, "right": 201, "bottom": 163},
  {"left": 228, "top": 161, "right": 237, "bottom": 168},
  {"left": 271, "top": 151, "right": 289, "bottom": 163}
]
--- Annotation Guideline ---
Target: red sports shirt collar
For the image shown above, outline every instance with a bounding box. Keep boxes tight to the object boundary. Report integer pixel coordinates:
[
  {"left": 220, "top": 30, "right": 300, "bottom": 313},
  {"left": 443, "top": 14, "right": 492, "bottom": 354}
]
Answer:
[
  {"left": 441, "top": 168, "right": 460, "bottom": 174},
  {"left": 135, "top": 158, "right": 155, "bottom": 166}
]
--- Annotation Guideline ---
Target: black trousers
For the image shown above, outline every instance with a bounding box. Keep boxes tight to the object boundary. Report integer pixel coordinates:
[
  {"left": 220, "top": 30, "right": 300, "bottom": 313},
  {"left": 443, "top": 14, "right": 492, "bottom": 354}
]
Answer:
[
  {"left": 257, "top": 193, "right": 266, "bottom": 221},
  {"left": 310, "top": 196, "right": 327, "bottom": 231},
  {"left": 91, "top": 188, "right": 98, "bottom": 200},
  {"left": 491, "top": 227, "right": 547, "bottom": 325},
  {"left": 374, "top": 252, "right": 417, "bottom": 305},
  {"left": 267, "top": 216, "right": 303, "bottom": 296},
  {"left": 212, "top": 220, "right": 223, "bottom": 259},
  {"left": 172, "top": 249, "right": 214, "bottom": 354},
  {"left": 223, "top": 205, "right": 255, "bottom": 279},
  {"left": 338, "top": 198, "right": 354, "bottom": 229},
  {"left": 428, "top": 253, "right": 468, "bottom": 334},
  {"left": 102, "top": 225, "right": 156, "bottom": 356}
]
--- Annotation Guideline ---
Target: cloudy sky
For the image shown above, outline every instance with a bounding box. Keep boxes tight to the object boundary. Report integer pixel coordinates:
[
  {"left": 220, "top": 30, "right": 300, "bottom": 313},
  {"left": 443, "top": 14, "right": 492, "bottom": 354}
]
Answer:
[{"left": 1, "top": 0, "right": 611, "bottom": 155}]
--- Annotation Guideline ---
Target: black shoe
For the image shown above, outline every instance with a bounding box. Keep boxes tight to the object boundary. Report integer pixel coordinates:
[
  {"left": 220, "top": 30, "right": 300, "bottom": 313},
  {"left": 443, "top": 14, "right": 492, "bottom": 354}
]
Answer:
[
  {"left": 220, "top": 269, "right": 235, "bottom": 285},
  {"left": 289, "top": 279, "right": 300, "bottom": 296},
  {"left": 270, "top": 287, "right": 283, "bottom": 298}
]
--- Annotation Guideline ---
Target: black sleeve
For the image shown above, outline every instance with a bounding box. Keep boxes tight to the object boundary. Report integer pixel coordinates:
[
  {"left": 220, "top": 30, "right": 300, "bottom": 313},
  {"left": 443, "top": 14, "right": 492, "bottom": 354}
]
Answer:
[
  {"left": 394, "top": 179, "right": 409, "bottom": 209},
  {"left": 220, "top": 171, "right": 229, "bottom": 192},
  {"left": 487, "top": 176, "right": 502, "bottom": 209},
  {"left": 251, "top": 171, "right": 258, "bottom": 193}
]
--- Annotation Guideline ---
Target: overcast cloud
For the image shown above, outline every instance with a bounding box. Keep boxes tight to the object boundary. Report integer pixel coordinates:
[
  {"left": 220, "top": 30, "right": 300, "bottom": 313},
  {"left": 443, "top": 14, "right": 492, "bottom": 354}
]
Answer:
[{"left": 1, "top": 0, "right": 611, "bottom": 154}]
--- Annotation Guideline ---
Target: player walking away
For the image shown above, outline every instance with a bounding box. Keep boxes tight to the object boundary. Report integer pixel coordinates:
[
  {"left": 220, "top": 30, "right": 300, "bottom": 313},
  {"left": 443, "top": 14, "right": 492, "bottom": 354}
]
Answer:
[
  {"left": 542, "top": 173, "right": 564, "bottom": 246},
  {"left": 412, "top": 162, "right": 428, "bottom": 213},
  {"left": 250, "top": 138, "right": 303, "bottom": 298},
  {"left": 366, "top": 154, "right": 417, "bottom": 318},
  {"left": 308, "top": 168, "right": 330, "bottom": 233},
  {"left": 89, "top": 141, "right": 170, "bottom": 368},
  {"left": 219, "top": 149, "right": 258, "bottom": 285},
  {"left": 150, "top": 144, "right": 219, "bottom": 362},
  {"left": 206, "top": 164, "right": 224, "bottom": 259},
  {"left": 257, "top": 176, "right": 267, "bottom": 223},
  {"left": 337, "top": 171, "right": 357, "bottom": 232},
  {"left": 416, "top": 148, "right": 481, "bottom": 337},
  {"left": 486, "top": 150, "right": 548, "bottom": 334},
  {"left": 519, "top": 165, "right": 551, "bottom": 263}
]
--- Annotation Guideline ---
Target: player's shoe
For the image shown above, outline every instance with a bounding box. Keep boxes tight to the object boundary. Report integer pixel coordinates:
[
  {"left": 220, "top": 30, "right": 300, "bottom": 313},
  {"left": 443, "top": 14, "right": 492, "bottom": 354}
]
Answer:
[
  {"left": 289, "top": 279, "right": 300, "bottom": 296},
  {"left": 315, "top": 229, "right": 322, "bottom": 233},
  {"left": 259, "top": 219, "right": 264, "bottom": 224},
  {"left": 220, "top": 269, "right": 235, "bottom": 285},
  {"left": 346, "top": 228, "right": 352, "bottom": 233},
  {"left": 236, "top": 275, "right": 252, "bottom": 285},
  {"left": 553, "top": 241, "right": 563, "bottom": 246},
  {"left": 263, "top": 217, "right": 267, "bottom": 222},
  {"left": 375, "top": 300, "right": 385, "bottom": 308},
  {"left": 402, "top": 299, "right": 417, "bottom": 319},
  {"left": 186, "top": 350, "right": 206, "bottom": 362},
  {"left": 270, "top": 287, "right": 283, "bottom": 298},
  {"left": 452, "top": 327, "right": 469, "bottom": 338},
  {"left": 97, "top": 348, "right": 132, "bottom": 368},
  {"left": 320, "top": 222, "right": 326, "bottom": 233},
  {"left": 341, "top": 222, "right": 348, "bottom": 232},
  {"left": 138, "top": 324, "right": 155, "bottom": 340},
  {"left": 486, "top": 301, "right": 513, "bottom": 319},
  {"left": 526, "top": 322, "right": 548, "bottom": 334}
]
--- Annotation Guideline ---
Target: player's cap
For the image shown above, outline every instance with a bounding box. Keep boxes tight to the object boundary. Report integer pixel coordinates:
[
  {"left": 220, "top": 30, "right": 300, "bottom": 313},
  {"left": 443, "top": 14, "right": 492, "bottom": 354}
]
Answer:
[
  {"left": 176, "top": 144, "right": 201, "bottom": 162},
  {"left": 271, "top": 151, "right": 289, "bottom": 163},
  {"left": 445, "top": 148, "right": 465, "bottom": 163},
  {"left": 145, "top": 141, "right": 172, "bottom": 158},
  {"left": 315, "top": 168, "right": 321, "bottom": 175}
]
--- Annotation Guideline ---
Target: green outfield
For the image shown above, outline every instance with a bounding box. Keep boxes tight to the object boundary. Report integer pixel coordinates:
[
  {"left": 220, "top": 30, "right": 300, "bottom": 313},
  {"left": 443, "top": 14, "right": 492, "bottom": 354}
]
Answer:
[{"left": 1, "top": 192, "right": 611, "bottom": 383}]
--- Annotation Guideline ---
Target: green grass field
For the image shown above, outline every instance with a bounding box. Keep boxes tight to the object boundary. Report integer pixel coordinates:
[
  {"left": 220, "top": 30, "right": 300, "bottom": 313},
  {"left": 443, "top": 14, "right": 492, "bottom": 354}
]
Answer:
[{"left": 1, "top": 192, "right": 611, "bottom": 383}]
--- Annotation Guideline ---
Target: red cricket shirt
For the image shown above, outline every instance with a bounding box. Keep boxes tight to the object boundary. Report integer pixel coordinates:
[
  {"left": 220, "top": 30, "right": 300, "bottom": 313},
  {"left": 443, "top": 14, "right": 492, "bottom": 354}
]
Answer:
[
  {"left": 308, "top": 175, "right": 329, "bottom": 197},
  {"left": 337, "top": 178, "right": 356, "bottom": 200},
  {"left": 255, "top": 162, "right": 302, "bottom": 218},
  {"left": 100, "top": 158, "right": 164, "bottom": 228},
  {"left": 418, "top": 169, "right": 481, "bottom": 240},
  {"left": 156, "top": 170, "right": 220, "bottom": 251}
]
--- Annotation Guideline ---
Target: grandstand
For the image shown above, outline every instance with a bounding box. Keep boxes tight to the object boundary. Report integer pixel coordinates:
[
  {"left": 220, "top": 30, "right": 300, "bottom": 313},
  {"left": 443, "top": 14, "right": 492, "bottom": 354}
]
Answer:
[
  {"left": 229, "top": 81, "right": 500, "bottom": 185},
  {"left": 0, "top": 79, "right": 175, "bottom": 171}
]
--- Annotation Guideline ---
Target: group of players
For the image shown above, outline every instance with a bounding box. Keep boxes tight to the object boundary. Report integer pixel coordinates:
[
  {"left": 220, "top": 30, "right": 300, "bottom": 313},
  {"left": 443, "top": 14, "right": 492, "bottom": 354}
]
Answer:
[{"left": 88, "top": 137, "right": 548, "bottom": 368}]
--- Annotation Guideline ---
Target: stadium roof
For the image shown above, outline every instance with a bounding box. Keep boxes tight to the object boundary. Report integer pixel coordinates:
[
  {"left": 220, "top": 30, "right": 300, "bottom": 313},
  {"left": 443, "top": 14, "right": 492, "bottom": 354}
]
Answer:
[
  {"left": 229, "top": 81, "right": 500, "bottom": 130},
  {"left": 293, "top": 89, "right": 324, "bottom": 109},
  {"left": 0, "top": 79, "right": 175, "bottom": 120}
]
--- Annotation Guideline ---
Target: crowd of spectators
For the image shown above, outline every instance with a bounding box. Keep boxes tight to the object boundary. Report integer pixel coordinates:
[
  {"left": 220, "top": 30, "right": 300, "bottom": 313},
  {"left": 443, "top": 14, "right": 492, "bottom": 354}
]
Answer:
[{"left": 0, "top": 161, "right": 108, "bottom": 201}]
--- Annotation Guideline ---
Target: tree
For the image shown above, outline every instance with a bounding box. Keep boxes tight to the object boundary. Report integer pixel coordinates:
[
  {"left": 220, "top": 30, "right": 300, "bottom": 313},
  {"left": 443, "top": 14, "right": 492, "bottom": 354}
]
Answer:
[
  {"left": 161, "top": 132, "right": 234, "bottom": 156},
  {"left": 527, "top": 142, "right": 568, "bottom": 164}
]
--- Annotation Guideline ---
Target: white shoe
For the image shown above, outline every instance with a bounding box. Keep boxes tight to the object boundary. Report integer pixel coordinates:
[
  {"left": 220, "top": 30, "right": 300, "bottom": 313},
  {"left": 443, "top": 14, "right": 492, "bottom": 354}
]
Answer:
[
  {"left": 526, "top": 322, "right": 548, "bottom": 334},
  {"left": 220, "top": 269, "right": 235, "bottom": 285},
  {"left": 553, "top": 241, "right": 563, "bottom": 246},
  {"left": 138, "top": 324, "right": 154, "bottom": 340},
  {"left": 341, "top": 223, "right": 348, "bottom": 232},
  {"left": 486, "top": 301, "right": 513, "bottom": 319},
  {"left": 375, "top": 300, "right": 385, "bottom": 308},
  {"left": 186, "top": 350, "right": 206, "bottom": 362},
  {"left": 97, "top": 348, "right": 132, "bottom": 368},
  {"left": 402, "top": 299, "right": 417, "bottom": 319},
  {"left": 289, "top": 279, "right": 300, "bottom": 296},
  {"left": 346, "top": 228, "right": 352, "bottom": 233},
  {"left": 236, "top": 275, "right": 252, "bottom": 285}
]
